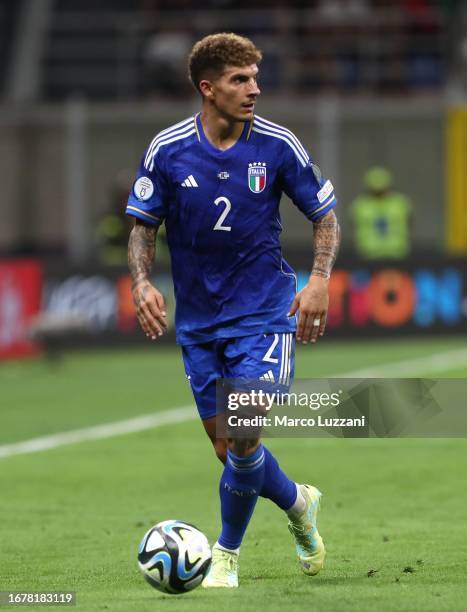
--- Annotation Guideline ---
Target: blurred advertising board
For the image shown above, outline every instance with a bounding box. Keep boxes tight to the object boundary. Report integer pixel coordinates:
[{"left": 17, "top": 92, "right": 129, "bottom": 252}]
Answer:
[
  {"left": 1, "top": 257, "right": 464, "bottom": 356},
  {"left": 324, "top": 264, "right": 465, "bottom": 336},
  {"left": 36, "top": 257, "right": 467, "bottom": 346},
  {"left": 0, "top": 260, "right": 42, "bottom": 359}
]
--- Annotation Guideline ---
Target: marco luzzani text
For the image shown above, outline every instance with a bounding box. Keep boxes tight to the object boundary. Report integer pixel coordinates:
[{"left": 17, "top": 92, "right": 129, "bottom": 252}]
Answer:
[{"left": 226, "top": 390, "right": 366, "bottom": 429}]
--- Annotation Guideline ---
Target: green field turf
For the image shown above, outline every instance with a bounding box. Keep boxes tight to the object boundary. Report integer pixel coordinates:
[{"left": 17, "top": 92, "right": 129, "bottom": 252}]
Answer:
[{"left": 1, "top": 337, "right": 467, "bottom": 611}]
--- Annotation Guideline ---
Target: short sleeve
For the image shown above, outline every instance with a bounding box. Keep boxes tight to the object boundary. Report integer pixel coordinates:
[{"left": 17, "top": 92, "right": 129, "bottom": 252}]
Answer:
[
  {"left": 280, "top": 139, "right": 337, "bottom": 221},
  {"left": 126, "top": 146, "right": 170, "bottom": 226}
]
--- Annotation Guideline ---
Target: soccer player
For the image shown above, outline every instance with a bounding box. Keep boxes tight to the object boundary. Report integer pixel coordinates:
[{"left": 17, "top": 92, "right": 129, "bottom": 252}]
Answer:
[{"left": 127, "top": 33, "right": 340, "bottom": 588}]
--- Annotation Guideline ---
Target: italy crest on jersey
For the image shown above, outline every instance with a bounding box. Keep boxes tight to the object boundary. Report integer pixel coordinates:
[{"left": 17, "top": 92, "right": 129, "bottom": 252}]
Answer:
[{"left": 248, "top": 162, "right": 267, "bottom": 193}]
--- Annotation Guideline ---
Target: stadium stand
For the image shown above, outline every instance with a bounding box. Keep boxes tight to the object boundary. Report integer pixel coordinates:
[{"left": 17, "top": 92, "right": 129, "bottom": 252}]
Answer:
[
  {"left": 1, "top": 0, "right": 456, "bottom": 100},
  {"left": 0, "top": 0, "right": 24, "bottom": 96}
]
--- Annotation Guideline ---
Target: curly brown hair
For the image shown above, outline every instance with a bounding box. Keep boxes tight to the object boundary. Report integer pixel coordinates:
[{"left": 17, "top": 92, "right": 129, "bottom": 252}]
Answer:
[{"left": 188, "top": 33, "right": 262, "bottom": 93}]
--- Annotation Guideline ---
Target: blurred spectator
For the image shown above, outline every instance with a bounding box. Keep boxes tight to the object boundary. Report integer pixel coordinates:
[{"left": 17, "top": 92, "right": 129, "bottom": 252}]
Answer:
[
  {"left": 461, "top": 34, "right": 467, "bottom": 86},
  {"left": 96, "top": 169, "right": 134, "bottom": 266},
  {"left": 316, "top": 0, "right": 370, "bottom": 23},
  {"left": 401, "top": 0, "right": 444, "bottom": 90},
  {"left": 350, "top": 167, "right": 412, "bottom": 259},
  {"left": 96, "top": 169, "right": 170, "bottom": 266},
  {"left": 142, "top": 26, "right": 193, "bottom": 96}
]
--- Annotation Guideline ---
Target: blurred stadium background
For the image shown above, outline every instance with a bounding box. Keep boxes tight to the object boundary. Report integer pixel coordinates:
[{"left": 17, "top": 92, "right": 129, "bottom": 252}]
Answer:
[
  {"left": 1, "top": 0, "right": 467, "bottom": 358},
  {"left": 2, "top": 3, "right": 467, "bottom": 609}
]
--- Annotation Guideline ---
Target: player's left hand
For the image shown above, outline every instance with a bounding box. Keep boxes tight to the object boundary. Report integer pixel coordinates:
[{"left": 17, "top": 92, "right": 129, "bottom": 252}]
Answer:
[{"left": 288, "top": 276, "right": 329, "bottom": 344}]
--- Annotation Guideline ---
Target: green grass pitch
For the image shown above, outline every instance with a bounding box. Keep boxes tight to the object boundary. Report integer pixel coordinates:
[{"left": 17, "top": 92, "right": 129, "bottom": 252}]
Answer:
[{"left": 1, "top": 337, "right": 467, "bottom": 611}]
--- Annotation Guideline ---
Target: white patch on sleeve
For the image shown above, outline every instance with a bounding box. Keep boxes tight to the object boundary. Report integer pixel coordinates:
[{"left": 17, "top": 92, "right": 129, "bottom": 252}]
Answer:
[
  {"left": 134, "top": 176, "right": 154, "bottom": 201},
  {"left": 317, "top": 180, "right": 333, "bottom": 204}
]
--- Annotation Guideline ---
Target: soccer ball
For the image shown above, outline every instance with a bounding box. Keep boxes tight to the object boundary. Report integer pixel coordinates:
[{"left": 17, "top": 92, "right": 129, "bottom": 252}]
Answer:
[{"left": 137, "top": 520, "right": 211, "bottom": 594}]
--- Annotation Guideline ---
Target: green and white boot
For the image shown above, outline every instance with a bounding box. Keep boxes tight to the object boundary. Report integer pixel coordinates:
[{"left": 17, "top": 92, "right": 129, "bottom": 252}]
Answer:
[
  {"left": 288, "top": 484, "right": 325, "bottom": 576},
  {"left": 202, "top": 545, "right": 239, "bottom": 588}
]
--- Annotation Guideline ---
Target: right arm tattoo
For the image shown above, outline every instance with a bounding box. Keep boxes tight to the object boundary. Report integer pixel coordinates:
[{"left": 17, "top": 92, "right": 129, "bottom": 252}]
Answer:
[{"left": 128, "top": 221, "right": 157, "bottom": 292}]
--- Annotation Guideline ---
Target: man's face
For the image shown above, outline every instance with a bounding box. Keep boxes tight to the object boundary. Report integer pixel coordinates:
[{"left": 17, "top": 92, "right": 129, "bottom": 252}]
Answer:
[{"left": 202, "top": 64, "right": 261, "bottom": 121}]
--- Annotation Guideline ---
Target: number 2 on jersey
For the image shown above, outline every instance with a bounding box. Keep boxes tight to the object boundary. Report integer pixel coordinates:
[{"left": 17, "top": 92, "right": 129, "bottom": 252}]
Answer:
[{"left": 213, "top": 196, "right": 232, "bottom": 232}]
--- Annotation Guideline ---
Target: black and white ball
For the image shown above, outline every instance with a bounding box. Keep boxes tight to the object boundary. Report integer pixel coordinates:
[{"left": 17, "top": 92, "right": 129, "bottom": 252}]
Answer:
[{"left": 137, "top": 520, "right": 211, "bottom": 594}]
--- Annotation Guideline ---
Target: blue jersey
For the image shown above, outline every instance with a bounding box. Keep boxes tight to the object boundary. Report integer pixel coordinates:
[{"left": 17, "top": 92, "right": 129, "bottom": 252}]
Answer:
[{"left": 126, "top": 113, "right": 337, "bottom": 345}]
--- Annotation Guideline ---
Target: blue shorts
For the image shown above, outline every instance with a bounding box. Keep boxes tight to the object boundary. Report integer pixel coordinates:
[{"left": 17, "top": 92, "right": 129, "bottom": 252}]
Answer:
[{"left": 182, "top": 332, "right": 295, "bottom": 420}]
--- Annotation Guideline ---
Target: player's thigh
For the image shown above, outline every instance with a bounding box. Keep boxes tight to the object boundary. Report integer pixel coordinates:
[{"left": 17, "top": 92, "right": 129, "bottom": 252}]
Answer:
[
  {"left": 181, "top": 341, "right": 223, "bottom": 421},
  {"left": 224, "top": 332, "right": 295, "bottom": 385},
  {"left": 223, "top": 332, "right": 295, "bottom": 455}
]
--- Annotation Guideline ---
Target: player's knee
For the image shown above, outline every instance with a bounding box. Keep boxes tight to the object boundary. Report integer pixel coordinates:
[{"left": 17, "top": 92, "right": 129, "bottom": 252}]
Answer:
[
  {"left": 214, "top": 439, "right": 227, "bottom": 464},
  {"left": 228, "top": 438, "right": 261, "bottom": 457}
]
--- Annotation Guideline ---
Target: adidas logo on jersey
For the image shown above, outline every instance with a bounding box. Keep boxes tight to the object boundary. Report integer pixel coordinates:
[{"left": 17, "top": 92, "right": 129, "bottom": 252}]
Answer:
[
  {"left": 259, "top": 370, "right": 275, "bottom": 383},
  {"left": 181, "top": 175, "right": 198, "bottom": 187}
]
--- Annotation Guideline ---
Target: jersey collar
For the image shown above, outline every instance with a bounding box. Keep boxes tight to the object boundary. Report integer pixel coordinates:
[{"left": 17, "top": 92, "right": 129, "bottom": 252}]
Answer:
[{"left": 195, "top": 113, "right": 252, "bottom": 156}]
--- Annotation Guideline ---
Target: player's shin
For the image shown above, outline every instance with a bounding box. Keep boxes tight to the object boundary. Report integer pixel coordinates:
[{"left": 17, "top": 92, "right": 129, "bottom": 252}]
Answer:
[
  {"left": 217, "top": 444, "right": 265, "bottom": 552},
  {"left": 259, "top": 446, "right": 305, "bottom": 514}
]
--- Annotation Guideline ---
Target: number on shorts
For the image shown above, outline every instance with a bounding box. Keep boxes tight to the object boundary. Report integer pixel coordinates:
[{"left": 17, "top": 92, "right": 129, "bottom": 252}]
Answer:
[{"left": 262, "top": 333, "right": 279, "bottom": 363}]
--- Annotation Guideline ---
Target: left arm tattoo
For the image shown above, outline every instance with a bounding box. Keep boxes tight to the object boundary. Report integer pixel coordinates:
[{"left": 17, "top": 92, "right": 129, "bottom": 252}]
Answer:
[{"left": 311, "top": 209, "right": 341, "bottom": 279}]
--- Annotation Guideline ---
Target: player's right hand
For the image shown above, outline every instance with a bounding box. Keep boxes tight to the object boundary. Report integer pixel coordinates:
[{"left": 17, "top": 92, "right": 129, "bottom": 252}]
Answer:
[{"left": 132, "top": 280, "right": 167, "bottom": 340}]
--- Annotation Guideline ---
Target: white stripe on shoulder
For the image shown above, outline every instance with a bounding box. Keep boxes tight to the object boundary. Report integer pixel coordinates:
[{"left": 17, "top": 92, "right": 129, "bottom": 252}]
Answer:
[
  {"left": 144, "top": 116, "right": 194, "bottom": 168},
  {"left": 144, "top": 116, "right": 194, "bottom": 165},
  {"left": 148, "top": 128, "right": 196, "bottom": 171},
  {"left": 252, "top": 125, "right": 307, "bottom": 167},
  {"left": 145, "top": 123, "right": 195, "bottom": 169},
  {"left": 254, "top": 115, "right": 309, "bottom": 161}
]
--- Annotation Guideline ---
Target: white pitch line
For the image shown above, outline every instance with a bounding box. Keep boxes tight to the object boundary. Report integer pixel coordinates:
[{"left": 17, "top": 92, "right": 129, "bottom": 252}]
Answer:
[
  {"left": 0, "top": 405, "right": 197, "bottom": 459},
  {"left": 330, "top": 347, "right": 467, "bottom": 379},
  {"left": 1, "top": 347, "right": 467, "bottom": 460}
]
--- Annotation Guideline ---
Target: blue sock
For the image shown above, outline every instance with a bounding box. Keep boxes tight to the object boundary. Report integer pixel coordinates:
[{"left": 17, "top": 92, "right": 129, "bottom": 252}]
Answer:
[
  {"left": 218, "top": 445, "right": 265, "bottom": 550},
  {"left": 259, "top": 446, "right": 297, "bottom": 511}
]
